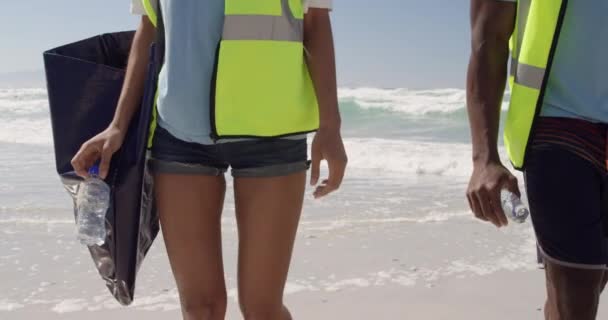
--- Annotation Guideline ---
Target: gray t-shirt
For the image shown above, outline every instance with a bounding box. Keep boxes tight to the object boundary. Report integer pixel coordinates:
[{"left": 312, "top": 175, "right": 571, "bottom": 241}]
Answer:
[
  {"left": 502, "top": 0, "right": 608, "bottom": 123},
  {"left": 131, "top": 0, "right": 332, "bottom": 144},
  {"left": 541, "top": 0, "right": 608, "bottom": 123}
]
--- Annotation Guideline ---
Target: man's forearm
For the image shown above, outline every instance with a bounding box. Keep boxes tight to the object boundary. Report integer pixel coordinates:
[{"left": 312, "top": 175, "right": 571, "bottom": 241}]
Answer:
[
  {"left": 304, "top": 9, "right": 341, "bottom": 130},
  {"left": 466, "top": 41, "right": 509, "bottom": 164},
  {"left": 467, "top": 0, "right": 516, "bottom": 165}
]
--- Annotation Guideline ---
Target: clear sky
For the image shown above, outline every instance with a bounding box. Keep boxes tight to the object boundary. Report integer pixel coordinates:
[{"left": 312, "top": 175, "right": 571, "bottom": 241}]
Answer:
[{"left": 0, "top": 0, "right": 470, "bottom": 89}]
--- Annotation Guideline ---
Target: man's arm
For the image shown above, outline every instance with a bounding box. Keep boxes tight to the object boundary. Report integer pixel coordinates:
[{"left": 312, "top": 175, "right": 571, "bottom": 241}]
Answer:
[
  {"left": 466, "top": 0, "right": 518, "bottom": 227},
  {"left": 467, "top": 0, "right": 516, "bottom": 165}
]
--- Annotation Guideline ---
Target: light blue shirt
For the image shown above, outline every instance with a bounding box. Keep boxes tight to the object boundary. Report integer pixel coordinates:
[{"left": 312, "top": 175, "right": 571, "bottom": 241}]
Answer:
[
  {"left": 541, "top": 0, "right": 608, "bottom": 122},
  {"left": 156, "top": 0, "right": 225, "bottom": 145},
  {"left": 133, "top": 0, "right": 327, "bottom": 143}
]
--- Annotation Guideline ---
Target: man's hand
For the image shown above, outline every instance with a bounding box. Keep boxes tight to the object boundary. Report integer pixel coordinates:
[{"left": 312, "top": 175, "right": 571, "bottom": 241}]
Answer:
[
  {"left": 465, "top": 0, "right": 517, "bottom": 227},
  {"left": 467, "top": 161, "right": 520, "bottom": 227}
]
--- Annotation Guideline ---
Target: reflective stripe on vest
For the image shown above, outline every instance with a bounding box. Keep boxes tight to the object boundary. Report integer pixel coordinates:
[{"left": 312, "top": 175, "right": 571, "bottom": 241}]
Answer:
[
  {"left": 510, "top": 58, "right": 545, "bottom": 90},
  {"left": 223, "top": 0, "right": 303, "bottom": 42},
  {"left": 504, "top": 0, "right": 567, "bottom": 169}
]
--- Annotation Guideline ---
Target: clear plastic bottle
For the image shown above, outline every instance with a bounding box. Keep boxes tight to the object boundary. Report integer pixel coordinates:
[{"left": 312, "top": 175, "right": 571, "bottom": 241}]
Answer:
[
  {"left": 500, "top": 189, "right": 530, "bottom": 224},
  {"left": 76, "top": 165, "right": 110, "bottom": 246}
]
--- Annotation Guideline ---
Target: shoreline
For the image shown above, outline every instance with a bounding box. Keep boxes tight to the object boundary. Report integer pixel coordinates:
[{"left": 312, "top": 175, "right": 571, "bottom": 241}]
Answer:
[{"left": 5, "top": 270, "right": 607, "bottom": 319}]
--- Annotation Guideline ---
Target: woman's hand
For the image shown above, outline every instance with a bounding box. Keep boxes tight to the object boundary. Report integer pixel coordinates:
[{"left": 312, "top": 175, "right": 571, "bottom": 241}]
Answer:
[
  {"left": 71, "top": 16, "right": 155, "bottom": 179},
  {"left": 303, "top": 9, "right": 346, "bottom": 198},
  {"left": 71, "top": 125, "right": 126, "bottom": 179},
  {"left": 310, "top": 126, "right": 348, "bottom": 198}
]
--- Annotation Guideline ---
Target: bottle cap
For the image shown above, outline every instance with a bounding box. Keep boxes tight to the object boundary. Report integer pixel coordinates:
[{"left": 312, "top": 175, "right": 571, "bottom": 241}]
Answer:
[{"left": 88, "top": 165, "right": 100, "bottom": 176}]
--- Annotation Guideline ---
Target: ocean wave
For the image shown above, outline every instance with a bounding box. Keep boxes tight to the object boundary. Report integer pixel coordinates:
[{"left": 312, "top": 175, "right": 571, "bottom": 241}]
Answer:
[
  {"left": 0, "top": 87, "right": 506, "bottom": 145},
  {"left": 301, "top": 211, "right": 472, "bottom": 232},
  {"left": 0, "top": 86, "right": 497, "bottom": 180},
  {"left": 344, "top": 138, "right": 477, "bottom": 177},
  {"left": 0, "top": 88, "right": 51, "bottom": 145},
  {"left": 0, "top": 89, "right": 49, "bottom": 118},
  {"left": 0, "top": 88, "right": 48, "bottom": 101},
  {"left": 339, "top": 87, "right": 509, "bottom": 116},
  {"left": 0, "top": 118, "right": 52, "bottom": 145}
]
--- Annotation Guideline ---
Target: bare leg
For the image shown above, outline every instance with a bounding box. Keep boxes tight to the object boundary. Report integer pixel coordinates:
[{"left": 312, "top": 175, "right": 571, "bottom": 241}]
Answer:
[
  {"left": 600, "top": 271, "right": 608, "bottom": 293},
  {"left": 155, "top": 173, "right": 228, "bottom": 320},
  {"left": 234, "top": 172, "right": 307, "bottom": 320},
  {"left": 544, "top": 261, "right": 605, "bottom": 320}
]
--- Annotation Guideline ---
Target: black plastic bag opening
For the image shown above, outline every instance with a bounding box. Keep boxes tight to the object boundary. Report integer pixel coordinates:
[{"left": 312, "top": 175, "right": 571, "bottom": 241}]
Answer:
[{"left": 43, "top": 31, "right": 159, "bottom": 306}]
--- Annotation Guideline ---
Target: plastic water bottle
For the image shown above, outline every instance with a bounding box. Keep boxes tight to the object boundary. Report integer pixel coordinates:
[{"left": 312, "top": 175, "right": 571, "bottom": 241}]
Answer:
[
  {"left": 76, "top": 165, "right": 110, "bottom": 246},
  {"left": 500, "top": 189, "right": 530, "bottom": 224}
]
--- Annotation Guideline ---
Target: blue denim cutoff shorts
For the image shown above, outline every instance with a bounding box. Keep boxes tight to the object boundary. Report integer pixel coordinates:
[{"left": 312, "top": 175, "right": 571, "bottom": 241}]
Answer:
[{"left": 149, "top": 126, "right": 309, "bottom": 178}]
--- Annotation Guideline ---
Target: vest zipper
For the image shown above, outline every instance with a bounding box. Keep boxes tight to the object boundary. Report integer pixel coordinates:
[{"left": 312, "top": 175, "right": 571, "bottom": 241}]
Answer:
[{"left": 520, "top": 0, "right": 569, "bottom": 170}]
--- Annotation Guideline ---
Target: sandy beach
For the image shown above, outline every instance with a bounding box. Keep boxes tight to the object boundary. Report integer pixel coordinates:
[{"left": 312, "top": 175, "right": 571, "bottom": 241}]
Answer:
[
  {"left": 0, "top": 272, "right": 575, "bottom": 320},
  {"left": 3, "top": 214, "right": 608, "bottom": 319},
  {"left": 3, "top": 88, "right": 608, "bottom": 319},
  {"left": 4, "top": 0, "right": 608, "bottom": 316}
]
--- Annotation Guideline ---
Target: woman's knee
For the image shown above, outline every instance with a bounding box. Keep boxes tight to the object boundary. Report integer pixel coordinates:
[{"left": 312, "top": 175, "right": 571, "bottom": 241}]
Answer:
[
  {"left": 180, "top": 292, "right": 228, "bottom": 320},
  {"left": 239, "top": 298, "right": 290, "bottom": 320}
]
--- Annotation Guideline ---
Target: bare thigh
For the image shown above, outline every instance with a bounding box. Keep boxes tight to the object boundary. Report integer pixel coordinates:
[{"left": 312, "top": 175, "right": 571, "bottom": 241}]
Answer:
[
  {"left": 544, "top": 261, "right": 605, "bottom": 320},
  {"left": 234, "top": 172, "right": 307, "bottom": 319},
  {"left": 155, "top": 173, "right": 228, "bottom": 318}
]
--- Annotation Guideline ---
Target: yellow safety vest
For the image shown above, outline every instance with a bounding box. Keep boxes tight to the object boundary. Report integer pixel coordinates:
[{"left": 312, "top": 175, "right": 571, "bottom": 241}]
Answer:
[
  {"left": 142, "top": 0, "right": 319, "bottom": 144},
  {"left": 505, "top": 0, "right": 567, "bottom": 169}
]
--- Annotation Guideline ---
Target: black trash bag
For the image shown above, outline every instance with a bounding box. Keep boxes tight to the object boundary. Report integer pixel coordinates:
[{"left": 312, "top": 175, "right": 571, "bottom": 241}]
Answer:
[{"left": 43, "top": 31, "right": 160, "bottom": 306}]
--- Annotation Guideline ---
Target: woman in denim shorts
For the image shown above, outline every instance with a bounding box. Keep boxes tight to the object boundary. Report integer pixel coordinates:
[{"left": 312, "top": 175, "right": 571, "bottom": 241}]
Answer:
[{"left": 71, "top": 1, "right": 346, "bottom": 319}]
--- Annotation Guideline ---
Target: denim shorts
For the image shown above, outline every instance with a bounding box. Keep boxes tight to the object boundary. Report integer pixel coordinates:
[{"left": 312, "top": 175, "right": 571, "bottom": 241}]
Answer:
[{"left": 149, "top": 126, "right": 309, "bottom": 177}]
